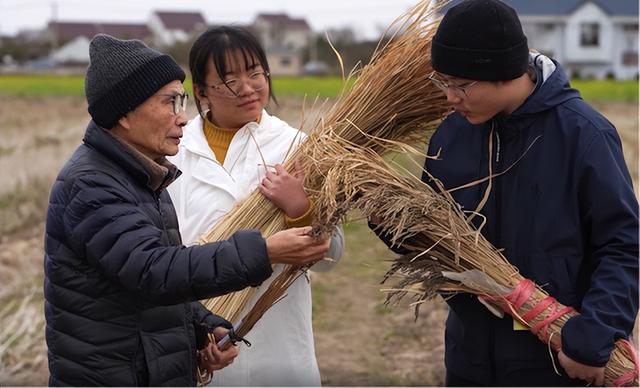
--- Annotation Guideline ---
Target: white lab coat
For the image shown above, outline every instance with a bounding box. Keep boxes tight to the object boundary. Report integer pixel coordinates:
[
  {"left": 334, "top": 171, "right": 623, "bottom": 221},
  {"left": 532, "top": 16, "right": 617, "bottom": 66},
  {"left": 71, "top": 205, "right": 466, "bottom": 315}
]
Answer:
[{"left": 168, "top": 110, "right": 343, "bottom": 386}]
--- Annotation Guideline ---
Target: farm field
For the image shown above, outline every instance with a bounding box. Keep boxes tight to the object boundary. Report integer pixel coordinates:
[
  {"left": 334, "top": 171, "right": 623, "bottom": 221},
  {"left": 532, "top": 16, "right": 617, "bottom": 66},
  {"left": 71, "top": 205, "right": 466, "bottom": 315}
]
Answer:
[{"left": 0, "top": 88, "right": 637, "bottom": 384}]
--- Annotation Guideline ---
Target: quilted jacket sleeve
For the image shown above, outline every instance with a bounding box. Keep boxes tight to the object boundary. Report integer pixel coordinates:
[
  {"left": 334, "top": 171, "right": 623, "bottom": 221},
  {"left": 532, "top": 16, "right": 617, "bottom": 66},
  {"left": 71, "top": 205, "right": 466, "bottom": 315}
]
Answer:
[
  {"left": 62, "top": 171, "right": 273, "bottom": 305},
  {"left": 191, "top": 302, "right": 233, "bottom": 350}
]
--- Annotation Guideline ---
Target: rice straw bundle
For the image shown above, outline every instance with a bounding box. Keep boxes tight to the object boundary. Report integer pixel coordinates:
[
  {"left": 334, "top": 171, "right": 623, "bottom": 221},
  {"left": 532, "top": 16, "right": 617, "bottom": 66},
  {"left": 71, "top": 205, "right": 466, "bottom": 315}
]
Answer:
[
  {"left": 196, "top": 265, "right": 304, "bottom": 385},
  {"left": 197, "top": 0, "right": 449, "bottom": 326},
  {"left": 305, "top": 137, "right": 638, "bottom": 387}
]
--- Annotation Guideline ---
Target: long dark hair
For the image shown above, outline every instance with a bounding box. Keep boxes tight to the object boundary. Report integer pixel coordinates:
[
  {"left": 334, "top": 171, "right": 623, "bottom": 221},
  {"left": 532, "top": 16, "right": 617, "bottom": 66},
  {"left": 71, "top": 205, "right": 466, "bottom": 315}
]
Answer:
[{"left": 189, "top": 26, "right": 276, "bottom": 116}]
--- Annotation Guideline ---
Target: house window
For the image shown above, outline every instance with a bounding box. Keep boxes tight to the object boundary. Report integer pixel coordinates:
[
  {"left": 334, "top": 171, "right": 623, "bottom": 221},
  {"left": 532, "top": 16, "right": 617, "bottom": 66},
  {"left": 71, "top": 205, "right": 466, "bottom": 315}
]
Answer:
[
  {"left": 622, "top": 52, "right": 638, "bottom": 66},
  {"left": 281, "top": 57, "right": 292, "bottom": 67},
  {"left": 540, "top": 23, "right": 555, "bottom": 32},
  {"left": 580, "top": 23, "right": 600, "bottom": 47}
]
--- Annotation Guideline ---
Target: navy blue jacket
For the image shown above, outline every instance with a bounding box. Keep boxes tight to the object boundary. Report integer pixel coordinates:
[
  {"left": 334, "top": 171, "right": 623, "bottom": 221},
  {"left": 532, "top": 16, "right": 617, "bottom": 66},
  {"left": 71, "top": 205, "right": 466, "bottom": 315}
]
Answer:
[
  {"left": 424, "top": 59, "right": 638, "bottom": 385},
  {"left": 44, "top": 122, "right": 273, "bottom": 386}
]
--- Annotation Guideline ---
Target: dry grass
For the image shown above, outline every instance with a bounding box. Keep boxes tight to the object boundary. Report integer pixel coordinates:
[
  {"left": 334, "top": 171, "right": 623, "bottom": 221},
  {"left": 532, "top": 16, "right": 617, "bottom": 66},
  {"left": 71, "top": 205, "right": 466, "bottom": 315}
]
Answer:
[
  {"left": 307, "top": 129, "right": 638, "bottom": 386},
  {"left": 0, "top": 225, "right": 48, "bottom": 385},
  {"left": 197, "top": 0, "right": 450, "bottom": 350}
]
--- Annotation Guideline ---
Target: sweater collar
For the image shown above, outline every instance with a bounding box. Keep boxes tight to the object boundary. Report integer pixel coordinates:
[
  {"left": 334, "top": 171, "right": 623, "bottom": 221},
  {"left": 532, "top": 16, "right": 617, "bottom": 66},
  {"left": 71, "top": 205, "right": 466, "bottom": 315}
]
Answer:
[{"left": 182, "top": 109, "right": 270, "bottom": 160}]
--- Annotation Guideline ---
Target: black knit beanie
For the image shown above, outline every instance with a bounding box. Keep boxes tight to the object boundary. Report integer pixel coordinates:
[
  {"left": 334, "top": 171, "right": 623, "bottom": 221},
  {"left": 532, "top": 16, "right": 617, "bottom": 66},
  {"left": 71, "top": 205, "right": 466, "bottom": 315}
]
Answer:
[
  {"left": 85, "top": 34, "right": 186, "bottom": 129},
  {"left": 431, "top": 0, "right": 529, "bottom": 81}
]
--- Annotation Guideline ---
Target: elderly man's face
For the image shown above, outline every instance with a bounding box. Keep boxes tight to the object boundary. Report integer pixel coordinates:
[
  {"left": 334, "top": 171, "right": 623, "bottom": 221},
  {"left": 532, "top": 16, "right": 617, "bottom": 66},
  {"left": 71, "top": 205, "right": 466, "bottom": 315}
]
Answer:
[{"left": 117, "top": 80, "right": 187, "bottom": 159}]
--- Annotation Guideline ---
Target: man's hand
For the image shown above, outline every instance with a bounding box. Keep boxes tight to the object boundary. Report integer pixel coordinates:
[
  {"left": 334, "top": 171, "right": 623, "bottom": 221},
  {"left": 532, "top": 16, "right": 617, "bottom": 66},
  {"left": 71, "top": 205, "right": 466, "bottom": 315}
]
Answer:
[
  {"left": 198, "top": 327, "right": 239, "bottom": 374},
  {"left": 558, "top": 350, "right": 605, "bottom": 386},
  {"left": 266, "top": 226, "right": 330, "bottom": 265}
]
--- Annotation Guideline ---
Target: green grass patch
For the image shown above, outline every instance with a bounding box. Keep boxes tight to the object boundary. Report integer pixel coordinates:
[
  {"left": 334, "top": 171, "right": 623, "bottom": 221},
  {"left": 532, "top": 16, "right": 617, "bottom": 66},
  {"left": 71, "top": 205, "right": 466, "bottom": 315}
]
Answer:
[
  {"left": 0, "top": 74, "right": 353, "bottom": 98},
  {"left": 1, "top": 74, "right": 635, "bottom": 101},
  {"left": 272, "top": 76, "right": 353, "bottom": 98},
  {"left": 572, "top": 79, "right": 639, "bottom": 102},
  {"left": 0, "top": 75, "right": 86, "bottom": 96}
]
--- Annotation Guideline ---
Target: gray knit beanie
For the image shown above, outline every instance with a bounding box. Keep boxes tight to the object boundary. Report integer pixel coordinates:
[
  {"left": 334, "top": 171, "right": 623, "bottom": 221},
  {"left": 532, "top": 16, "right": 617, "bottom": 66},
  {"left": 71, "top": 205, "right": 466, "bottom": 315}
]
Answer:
[{"left": 85, "top": 34, "right": 185, "bottom": 129}]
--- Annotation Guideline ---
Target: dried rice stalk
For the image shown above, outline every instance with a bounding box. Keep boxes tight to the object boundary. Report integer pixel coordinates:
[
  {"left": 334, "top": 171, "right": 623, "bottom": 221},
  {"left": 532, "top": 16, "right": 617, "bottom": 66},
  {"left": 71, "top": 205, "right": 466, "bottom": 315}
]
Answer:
[
  {"left": 307, "top": 137, "right": 638, "bottom": 387},
  {"left": 197, "top": 0, "right": 449, "bottom": 327}
]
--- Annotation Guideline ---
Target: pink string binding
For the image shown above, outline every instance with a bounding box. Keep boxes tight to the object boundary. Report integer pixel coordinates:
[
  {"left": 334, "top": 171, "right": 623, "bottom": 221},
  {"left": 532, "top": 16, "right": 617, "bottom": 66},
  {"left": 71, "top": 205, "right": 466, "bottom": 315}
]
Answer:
[
  {"left": 612, "top": 338, "right": 639, "bottom": 387},
  {"left": 484, "top": 279, "right": 640, "bottom": 386},
  {"left": 486, "top": 279, "right": 575, "bottom": 344}
]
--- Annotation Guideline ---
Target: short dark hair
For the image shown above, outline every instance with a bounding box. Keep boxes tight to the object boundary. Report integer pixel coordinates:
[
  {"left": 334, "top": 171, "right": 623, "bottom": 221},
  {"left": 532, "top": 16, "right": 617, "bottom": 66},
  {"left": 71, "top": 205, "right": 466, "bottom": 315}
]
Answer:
[{"left": 189, "top": 26, "right": 276, "bottom": 115}]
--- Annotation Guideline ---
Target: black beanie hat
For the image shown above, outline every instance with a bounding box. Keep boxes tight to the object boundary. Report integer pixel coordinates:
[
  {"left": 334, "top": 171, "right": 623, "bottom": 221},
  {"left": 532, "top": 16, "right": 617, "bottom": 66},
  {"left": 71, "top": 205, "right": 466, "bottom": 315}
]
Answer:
[
  {"left": 85, "top": 34, "right": 186, "bottom": 129},
  {"left": 431, "top": 0, "right": 529, "bottom": 81}
]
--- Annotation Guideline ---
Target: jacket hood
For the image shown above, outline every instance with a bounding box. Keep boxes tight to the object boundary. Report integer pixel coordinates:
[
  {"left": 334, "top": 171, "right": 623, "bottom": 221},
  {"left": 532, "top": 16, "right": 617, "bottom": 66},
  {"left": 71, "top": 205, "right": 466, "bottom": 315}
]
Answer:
[{"left": 512, "top": 54, "right": 581, "bottom": 117}]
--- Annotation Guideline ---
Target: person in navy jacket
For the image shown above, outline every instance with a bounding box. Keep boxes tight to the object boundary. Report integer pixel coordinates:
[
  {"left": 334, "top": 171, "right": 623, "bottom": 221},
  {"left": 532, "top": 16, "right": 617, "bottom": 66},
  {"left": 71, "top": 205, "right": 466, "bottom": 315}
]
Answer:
[{"left": 412, "top": 0, "right": 638, "bottom": 386}]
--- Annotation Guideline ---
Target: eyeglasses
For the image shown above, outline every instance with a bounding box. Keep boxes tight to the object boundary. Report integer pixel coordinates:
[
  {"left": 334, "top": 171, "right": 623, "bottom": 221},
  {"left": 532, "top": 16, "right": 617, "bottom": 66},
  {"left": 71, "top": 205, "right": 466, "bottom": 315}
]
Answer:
[
  {"left": 206, "top": 70, "right": 270, "bottom": 99},
  {"left": 427, "top": 71, "right": 478, "bottom": 98},
  {"left": 162, "top": 92, "right": 188, "bottom": 115},
  {"left": 171, "top": 93, "right": 188, "bottom": 115}
]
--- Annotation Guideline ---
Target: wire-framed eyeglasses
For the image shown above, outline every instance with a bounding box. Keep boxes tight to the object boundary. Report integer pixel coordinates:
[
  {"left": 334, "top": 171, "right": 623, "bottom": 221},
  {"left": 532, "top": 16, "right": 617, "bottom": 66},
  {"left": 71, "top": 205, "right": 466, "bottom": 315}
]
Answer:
[
  {"left": 206, "top": 70, "right": 270, "bottom": 99},
  {"left": 427, "top": 71, "right": 478, "bottom": 98},
  {"left": 161, "top": 92, "right": 189, "bottom": 115}
]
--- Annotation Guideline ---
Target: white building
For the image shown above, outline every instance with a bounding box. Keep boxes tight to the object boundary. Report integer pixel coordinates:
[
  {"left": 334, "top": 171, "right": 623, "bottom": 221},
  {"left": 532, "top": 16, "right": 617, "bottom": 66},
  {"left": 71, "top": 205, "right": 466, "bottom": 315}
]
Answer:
[
  {"left": 148, "top": 11, "right": 207, "bottom": 46},
  {"left": 50, "top": 36, "right": 90, "bottom": 65},
  {"left": 46, "top": 22, "right": 151, "bottom": 66},
  {"left": 252, "top": 13, "right": 312, "bottom": 76},
  {"left": 439, "top": 0, "right": 639, "bottom": 80}
]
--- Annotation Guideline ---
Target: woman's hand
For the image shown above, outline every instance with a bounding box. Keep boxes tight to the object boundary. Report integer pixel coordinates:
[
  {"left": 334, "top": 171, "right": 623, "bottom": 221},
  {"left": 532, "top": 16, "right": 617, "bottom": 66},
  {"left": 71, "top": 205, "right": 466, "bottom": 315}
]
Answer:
[
  {"left": 259, "top": 161, "right": 310, "bottom": 218},
  {"left": 198, "top": 327, "right": 239, "bottom": 374}
]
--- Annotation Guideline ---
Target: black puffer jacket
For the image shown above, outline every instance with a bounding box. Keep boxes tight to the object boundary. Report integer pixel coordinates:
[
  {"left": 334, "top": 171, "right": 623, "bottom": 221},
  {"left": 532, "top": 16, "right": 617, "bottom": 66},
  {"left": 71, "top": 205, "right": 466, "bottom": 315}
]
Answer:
[{"left": 44, "top": 122, "right": 273, "bottom": 386}]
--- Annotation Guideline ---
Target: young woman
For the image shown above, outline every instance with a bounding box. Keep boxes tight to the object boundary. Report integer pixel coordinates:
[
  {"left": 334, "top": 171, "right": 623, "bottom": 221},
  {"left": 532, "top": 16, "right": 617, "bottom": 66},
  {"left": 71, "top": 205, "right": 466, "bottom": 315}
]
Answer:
[{"left": 167, "top": 26, "right": 343, "bottom": 386}]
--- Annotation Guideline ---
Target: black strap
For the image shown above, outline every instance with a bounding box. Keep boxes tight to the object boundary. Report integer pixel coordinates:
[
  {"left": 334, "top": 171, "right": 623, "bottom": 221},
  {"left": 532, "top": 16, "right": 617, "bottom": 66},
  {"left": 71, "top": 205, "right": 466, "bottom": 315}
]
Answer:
[{"left": 227, "top": 328, "right": 252, "bottom": 347}]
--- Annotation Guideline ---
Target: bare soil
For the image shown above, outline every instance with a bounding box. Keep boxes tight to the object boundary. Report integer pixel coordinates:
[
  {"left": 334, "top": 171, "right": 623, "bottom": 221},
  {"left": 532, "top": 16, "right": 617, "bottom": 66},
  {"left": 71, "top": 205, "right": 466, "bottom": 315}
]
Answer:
[{"left": 0, "top": 96, "right": 637, "bottom": 385}]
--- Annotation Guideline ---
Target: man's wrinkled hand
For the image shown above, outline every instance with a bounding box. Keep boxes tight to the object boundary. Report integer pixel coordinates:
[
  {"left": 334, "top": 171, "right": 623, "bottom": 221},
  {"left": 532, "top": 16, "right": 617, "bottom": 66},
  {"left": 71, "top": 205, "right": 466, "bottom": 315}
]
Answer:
[
  {"left": 198, "top": 327, "right": 239, "bottom": 373},
  {"left": 266, "top": 226, "right": 330, "bottom": 265}
]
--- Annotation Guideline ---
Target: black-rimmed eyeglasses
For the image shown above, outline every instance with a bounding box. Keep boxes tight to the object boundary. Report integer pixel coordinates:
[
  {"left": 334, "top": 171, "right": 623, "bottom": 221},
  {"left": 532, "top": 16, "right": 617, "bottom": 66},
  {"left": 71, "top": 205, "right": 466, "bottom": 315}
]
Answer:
[
  {"left": 427, "top": 71, "right": 478, "bottom": 98},
  {"left": 161, "top": 92, "right": 189, "bottom": 115}
]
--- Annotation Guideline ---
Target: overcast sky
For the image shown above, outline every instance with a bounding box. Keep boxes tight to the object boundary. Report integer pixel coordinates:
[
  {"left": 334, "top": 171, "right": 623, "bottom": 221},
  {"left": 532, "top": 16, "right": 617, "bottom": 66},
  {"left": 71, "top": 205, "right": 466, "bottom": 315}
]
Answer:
[{"left": 1, "top": 0, "right": 418, "bottom": 39}]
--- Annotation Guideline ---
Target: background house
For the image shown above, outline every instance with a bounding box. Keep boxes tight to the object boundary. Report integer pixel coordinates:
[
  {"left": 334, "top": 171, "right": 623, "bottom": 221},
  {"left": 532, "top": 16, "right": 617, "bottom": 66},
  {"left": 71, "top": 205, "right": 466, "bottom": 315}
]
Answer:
[
  {"left": 49, "top": 36, "right": 90, "bottom": 66},
  {"left": 439, "top": 0, "right": 639, "bottom": 80},
  {"left": 47, "top": 21, "right": 150, "bottom": 44},
  {"left": 251, "top": 13, "right": 312, "bottom": 76},
  {"left": 4, "top": 9, "right": 316, "bottom": 75},
  {"left": 46, "top": 22, "right": 150, "bottom": 65},
  {"left": 148, "top": 11, "right": 207, "bottom": 47}
]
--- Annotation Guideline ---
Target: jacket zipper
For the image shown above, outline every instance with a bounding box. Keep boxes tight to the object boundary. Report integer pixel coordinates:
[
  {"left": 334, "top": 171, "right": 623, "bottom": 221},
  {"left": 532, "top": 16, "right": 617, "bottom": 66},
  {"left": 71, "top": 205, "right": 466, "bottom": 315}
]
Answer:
[
  {"left": 153, "top": 191, "right": 168, "bottom": 233},
  {"left": 490, "top": 125, "right": 505, "bottom": 384}
]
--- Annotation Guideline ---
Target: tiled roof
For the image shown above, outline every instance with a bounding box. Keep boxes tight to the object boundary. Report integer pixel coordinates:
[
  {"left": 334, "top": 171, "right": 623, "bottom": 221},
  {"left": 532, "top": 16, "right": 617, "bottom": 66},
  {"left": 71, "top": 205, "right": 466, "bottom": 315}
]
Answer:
[
  {"left": 255, "top": 13, "right": 310, "bottom": 29},
  {"left": 48, "top": 22, "right": 150, "bottom": 41},
  {"left": 154, "top": 11, "right": 206, "bottom": 30},
  {"left": 439, "top": 0, "right": 638, "bottom": 16}
]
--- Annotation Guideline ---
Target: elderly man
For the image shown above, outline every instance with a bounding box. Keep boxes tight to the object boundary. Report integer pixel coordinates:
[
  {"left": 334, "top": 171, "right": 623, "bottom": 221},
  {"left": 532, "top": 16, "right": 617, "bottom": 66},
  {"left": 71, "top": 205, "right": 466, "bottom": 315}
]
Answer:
[{"left": 44, "top": 34, "right": 329, "bottom": 386}]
